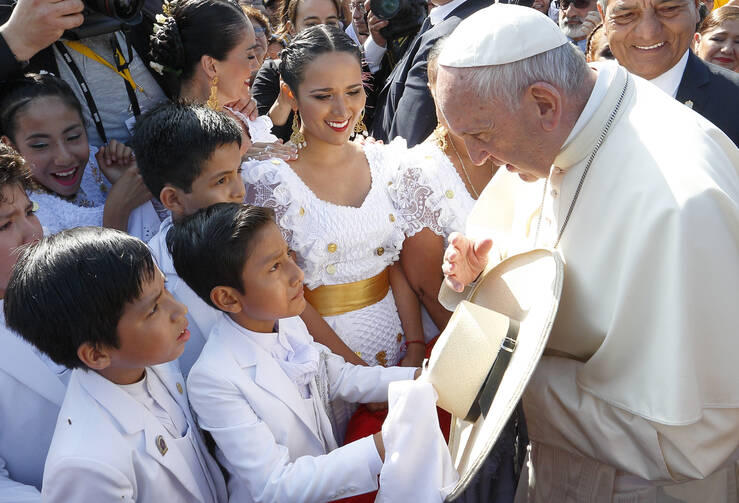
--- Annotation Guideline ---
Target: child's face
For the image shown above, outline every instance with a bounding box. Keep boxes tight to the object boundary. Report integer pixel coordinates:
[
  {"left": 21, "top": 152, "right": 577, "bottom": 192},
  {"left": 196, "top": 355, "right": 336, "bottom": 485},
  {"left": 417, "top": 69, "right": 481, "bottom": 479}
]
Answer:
[
  {"left": 170, "top": 142, "right": 246, "bottom": 219},
  {"left": 232, "top": 221, "right": 306, "bottom": 332},
  {"left": 6, "top": 97, "right": 89, "bottom": 198},
  {"left": 0, "top": 184, "right": 42, "bottom": 298},
  {"left": 109, "top": 268, "right": 190, "bottom": 376}
]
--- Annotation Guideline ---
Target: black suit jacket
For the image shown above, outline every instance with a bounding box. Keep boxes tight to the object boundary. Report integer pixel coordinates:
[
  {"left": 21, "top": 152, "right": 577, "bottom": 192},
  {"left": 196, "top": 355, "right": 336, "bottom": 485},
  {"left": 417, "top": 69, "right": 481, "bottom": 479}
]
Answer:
[
  {"left": 370, "top": 0, "right": 493, "bottom": 146},
  {"left": 676, "top": 51, "right": 739, "bottom": 146}
]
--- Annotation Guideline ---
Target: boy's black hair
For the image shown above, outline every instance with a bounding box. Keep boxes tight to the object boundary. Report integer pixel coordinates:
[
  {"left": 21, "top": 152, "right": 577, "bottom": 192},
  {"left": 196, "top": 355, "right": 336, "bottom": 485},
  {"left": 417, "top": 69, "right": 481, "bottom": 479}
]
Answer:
[
  {"left": 167, "top": 202, "right": 274, "bottom": 309},
  {"left": 0, "top": 143, "right": 32, "bottom": 200},
  {"left": 0, "top": 73, "right": 84, "bottom": 143},
  {"left": 4, "top": 227, "right": 157, "bottom": 369},
  {"left": 130, "top": 102, "right": 242, "bottom": 200}
]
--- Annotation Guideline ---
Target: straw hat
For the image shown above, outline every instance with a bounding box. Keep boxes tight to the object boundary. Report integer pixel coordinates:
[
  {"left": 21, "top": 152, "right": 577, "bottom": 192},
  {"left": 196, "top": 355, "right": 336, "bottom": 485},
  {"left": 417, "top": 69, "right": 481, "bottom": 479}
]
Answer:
[{"left": 421, "top": 248, "right": 564, "bottom": 499}]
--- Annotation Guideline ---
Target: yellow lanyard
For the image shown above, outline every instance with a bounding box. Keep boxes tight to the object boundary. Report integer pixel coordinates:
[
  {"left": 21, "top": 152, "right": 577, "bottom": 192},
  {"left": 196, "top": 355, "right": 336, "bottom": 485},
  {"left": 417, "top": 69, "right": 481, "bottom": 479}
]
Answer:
[{"left": 64, "top": 40, "right": 143, "bottom": 93}]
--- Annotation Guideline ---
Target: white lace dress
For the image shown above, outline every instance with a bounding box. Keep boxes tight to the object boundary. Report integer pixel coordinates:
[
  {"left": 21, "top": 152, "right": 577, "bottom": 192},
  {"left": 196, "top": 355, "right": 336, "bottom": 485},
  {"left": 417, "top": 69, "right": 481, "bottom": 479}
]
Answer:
[
  {"left": 388, "top": 140, "right": 478, "bottom": 341},
  {"left": 243, "top": 141, "right": 410, "bottom": 368},
  {"left": 30, "top": 147, "right": 165, "bottom": 241}
]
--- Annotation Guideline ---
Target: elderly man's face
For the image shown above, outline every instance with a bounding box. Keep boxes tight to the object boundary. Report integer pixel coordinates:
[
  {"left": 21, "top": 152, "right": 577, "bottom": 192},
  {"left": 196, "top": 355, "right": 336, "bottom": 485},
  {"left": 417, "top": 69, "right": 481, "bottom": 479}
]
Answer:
[
  {"left": 559, "top": 0, "right": 599, "bottom": 41},
  {"left": 435, "top": 67, "right": 552, "bottom": 181},
  {"left": 600, "top": 0, "right": 699, "bottom": 80}
]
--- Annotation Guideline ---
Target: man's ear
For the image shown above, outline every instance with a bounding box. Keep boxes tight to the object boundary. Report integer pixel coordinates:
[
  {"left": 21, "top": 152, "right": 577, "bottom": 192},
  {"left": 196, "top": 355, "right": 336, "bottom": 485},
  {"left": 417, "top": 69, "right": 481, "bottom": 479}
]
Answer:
[
  {"left": 211, "top": 286, "right": 244, "bottom": 314},
  {"left": 160, "top": 186, "right": 185, "bottom": 214},
  {"left": 527, "top": 82, "right": 562, "bottom": 132},
  {"left": 77, "top": 342, "right": 112, "bottom": 371}
]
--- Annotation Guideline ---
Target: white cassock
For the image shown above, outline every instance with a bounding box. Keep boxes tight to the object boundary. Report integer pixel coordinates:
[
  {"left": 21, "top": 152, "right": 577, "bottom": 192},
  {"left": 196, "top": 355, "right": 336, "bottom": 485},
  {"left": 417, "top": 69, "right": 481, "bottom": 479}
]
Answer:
[{"left": 442, "top": 61, "right": 739, "bottom": 502}]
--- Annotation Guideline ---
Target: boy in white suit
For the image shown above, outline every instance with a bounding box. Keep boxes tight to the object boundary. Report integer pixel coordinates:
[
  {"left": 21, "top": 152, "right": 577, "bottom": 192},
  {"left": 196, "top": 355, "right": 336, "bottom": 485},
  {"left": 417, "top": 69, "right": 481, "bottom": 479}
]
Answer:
[
  {"left": 168, "top": 203, "right": 421, "bottom": 503},
  {"left": 4, "top": 227, "right": 229, "bottom": 503},
  {"left": 0, "top": 145, "right": 49, "bottom": 502}
]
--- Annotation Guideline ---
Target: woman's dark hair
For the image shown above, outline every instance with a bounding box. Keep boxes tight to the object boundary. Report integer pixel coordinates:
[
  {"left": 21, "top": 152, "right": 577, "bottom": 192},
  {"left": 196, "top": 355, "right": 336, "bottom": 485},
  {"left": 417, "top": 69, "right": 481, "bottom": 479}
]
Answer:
[
  {"left": 0, "top": 73, "right": 84, "bottom": 143},
  {"left": 279, "top": 24, "right": 362, "bottom": 93},
  {"left": 149, "top": 0, "right": 250, "bottom": 98},
  {"left": 0, "top": 143, "right": 32, "bottom": 201},
  {"left": 4, "top": 227, "right": 157, "bottom": 369},
  {"left": 167, "top": 203, "right": 275, "bottom": 309}
]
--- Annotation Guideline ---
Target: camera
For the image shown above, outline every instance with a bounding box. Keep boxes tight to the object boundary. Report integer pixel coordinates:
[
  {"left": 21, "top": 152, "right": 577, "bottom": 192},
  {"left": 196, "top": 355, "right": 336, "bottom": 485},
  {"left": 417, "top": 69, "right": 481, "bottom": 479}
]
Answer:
[
  {"left": 63, "top": 0, "right": 146, "bottom": 40},
  {"left": 369, "top": 0, "right": 427, "bottom": 40}
]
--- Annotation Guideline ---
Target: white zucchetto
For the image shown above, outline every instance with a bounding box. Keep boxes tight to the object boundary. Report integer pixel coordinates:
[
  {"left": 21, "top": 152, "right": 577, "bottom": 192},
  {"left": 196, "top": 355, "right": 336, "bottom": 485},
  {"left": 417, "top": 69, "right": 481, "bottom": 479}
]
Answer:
[{"left": 439, "top": 3, "right": 569, "bottom": 68}]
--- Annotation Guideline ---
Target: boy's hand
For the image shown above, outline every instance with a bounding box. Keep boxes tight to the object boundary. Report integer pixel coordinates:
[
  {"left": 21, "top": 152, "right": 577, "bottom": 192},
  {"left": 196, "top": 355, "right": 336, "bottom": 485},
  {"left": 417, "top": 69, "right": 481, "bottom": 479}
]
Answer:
[{"left": 96, "top": 140, "right": 135, "bottom": 184}]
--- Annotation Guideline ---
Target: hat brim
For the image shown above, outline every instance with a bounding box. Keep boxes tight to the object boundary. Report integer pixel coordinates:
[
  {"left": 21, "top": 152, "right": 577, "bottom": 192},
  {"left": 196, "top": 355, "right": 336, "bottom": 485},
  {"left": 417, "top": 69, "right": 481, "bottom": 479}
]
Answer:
[{"left": 445, "top": 248, "right": 563, "bottom": 500}]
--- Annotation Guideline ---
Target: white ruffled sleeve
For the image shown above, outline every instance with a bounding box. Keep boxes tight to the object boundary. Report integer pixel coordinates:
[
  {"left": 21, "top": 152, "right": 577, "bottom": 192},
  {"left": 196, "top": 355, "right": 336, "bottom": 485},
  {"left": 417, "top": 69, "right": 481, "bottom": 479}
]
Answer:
[
  {"left": 242, "top": 159, "right": 298, "bottom": 243},
  {"left": 388, "top": 142, "right": 475, "bottom": 239},
  {"left": 30, "top": 191, "right": 105, "bottom": 235}
]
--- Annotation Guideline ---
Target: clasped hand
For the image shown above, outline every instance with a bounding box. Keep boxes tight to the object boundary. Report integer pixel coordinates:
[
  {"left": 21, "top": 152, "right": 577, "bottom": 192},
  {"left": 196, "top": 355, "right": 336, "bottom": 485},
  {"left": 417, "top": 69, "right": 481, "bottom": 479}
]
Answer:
[{"left": 441, "top": 232, "right": 493, "bottom": 293}]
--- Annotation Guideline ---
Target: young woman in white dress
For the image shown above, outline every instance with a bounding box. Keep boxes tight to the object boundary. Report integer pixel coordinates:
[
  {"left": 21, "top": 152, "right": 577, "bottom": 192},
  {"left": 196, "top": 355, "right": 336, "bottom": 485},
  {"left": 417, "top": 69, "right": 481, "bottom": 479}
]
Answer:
[{"left": 243, "top": 25, "right": 430, "bottom": 437}]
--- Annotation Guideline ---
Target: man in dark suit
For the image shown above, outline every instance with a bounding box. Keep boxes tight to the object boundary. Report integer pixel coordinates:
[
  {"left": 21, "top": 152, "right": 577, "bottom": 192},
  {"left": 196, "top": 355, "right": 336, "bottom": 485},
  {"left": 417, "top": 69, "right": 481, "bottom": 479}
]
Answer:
[
  {"left": 369, "top": 0, "right": 494, "bottom": 146},
  {"left": 598, "top": 0, "right": 739, "bottom": 146}
]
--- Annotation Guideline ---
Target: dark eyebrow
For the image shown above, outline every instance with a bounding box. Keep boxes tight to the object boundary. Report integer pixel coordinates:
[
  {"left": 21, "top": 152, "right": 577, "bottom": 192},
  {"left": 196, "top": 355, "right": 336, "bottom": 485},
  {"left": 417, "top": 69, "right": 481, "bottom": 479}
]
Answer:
[
  {"left": 24, "top": 123, "right": 82, "bottom": 141},
  {"left": 209, "top": 169, "right": 234, "bottom": 180},
  {"left": 260, "top": 247, "right": 285, "bottom": 266}
]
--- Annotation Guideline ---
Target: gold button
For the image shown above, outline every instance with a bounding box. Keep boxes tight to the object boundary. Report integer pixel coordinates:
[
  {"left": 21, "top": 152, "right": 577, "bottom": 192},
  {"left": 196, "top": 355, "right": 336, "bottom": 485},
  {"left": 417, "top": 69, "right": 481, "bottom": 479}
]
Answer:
[
  {"left": 355, "top": 350, "right": 362, "bottom": 357},
  {"left": 327, "top": 243, "right": 337, "bottom": 253},
  {"left": 445, "top": 189, "right": 454, "bottom": 199},
  {"left": 425, "top": 155, "right": 433, "bottom": 160},
  {"left": 271, "top": 159, "right": 281, "bottom": 165},
  {"left": 176, "top": 382, "right": 183, "bottom": 394},
  {"left": 326, "top": 264, "right": 336, "bottom": 274},
  {"left": 376, "top": 247, "right": 385, "bottom": 256},
  {"left": 375, "top": 350, "right": 388, "bottom": 367},
  {"left": 396, "top": 333, "right": 402, "bottom": 342},
  {"left": 389, "top": 213, "right": 395, "bottom": 222},
  {"left": 299, "top": 207, "right": 305, "bottom": 216},
  {"left": 388, "top": 181, "right": 393, "bottom": 186}
]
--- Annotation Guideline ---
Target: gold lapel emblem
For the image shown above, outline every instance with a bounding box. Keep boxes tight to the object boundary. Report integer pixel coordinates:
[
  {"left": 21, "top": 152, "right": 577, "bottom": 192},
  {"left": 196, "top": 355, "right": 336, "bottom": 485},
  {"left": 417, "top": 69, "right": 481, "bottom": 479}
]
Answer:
[
  {"left": 176, "top": 382, "right": 183, "bottom": 394},
  {"left": 155, "top": 435, "right": 168, "bottom": 456},
  {"left": 684, "top": 100, "right": 694, "bottom": 109}
]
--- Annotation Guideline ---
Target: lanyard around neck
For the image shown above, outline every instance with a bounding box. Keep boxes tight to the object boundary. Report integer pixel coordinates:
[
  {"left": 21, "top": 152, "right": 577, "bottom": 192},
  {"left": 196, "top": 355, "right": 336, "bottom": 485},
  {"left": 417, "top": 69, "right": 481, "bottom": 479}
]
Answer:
[{"left": 64, "top": 40, "right": 142, "bottom": 93}]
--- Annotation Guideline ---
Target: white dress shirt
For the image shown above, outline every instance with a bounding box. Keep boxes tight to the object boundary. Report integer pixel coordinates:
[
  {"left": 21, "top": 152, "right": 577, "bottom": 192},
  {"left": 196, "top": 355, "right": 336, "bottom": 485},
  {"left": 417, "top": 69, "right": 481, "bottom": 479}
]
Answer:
[{"left": 649, "top": 49, "right": 689, "bottom": 98}]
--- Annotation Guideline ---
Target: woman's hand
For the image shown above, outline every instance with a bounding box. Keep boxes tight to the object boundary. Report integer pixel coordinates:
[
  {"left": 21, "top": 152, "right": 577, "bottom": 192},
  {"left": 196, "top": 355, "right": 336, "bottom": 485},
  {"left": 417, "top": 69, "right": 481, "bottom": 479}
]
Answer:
[
  {"left": 246, "top": 140, "right": 298, "bottom": 161},
  {"left": 442, "top": 232, "right": 493, "bottom": 292},
  {"left": 95, "top": 139, "right": 134, "bottom": 184},
  {"left": 225, "top": 96, "right": 258, "bottom": 121}
]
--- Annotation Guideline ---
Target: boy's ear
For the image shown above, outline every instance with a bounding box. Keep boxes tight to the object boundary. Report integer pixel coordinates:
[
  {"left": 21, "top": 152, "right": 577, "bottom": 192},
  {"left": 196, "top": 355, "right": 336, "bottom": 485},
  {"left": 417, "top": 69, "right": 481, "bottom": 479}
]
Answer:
[
  {"left": 77, "top": 342, "right": 112, "bottom": 371},
  {"left": 160, "top": 186, "right": 185, "bottom": 214},
  {"left": 210, "top": 286, "right": 244, "bottom": 314}
]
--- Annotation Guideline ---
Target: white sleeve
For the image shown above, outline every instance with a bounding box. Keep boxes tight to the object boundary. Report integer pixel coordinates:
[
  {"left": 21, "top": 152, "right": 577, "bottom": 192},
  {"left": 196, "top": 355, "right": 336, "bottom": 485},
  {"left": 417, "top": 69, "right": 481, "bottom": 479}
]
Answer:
[
  {"left": 41, "top": 457, "right": 134, "bottom": 502},
  {"left": 324, "top": 350, "right": 416, "bottom": 403},
  {"left": 0, "top": 456, "right": 42, "bottom": 503},
  {"left": 187, "top": 367, "right": 382, "bottom": 502},
  {"left": 363, "top": 37, "right": 387, "bottom": 74}
]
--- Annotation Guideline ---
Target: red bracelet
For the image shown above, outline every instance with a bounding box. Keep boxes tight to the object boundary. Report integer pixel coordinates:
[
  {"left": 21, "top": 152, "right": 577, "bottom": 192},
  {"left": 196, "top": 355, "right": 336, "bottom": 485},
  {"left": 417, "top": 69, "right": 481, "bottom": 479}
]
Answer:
[{"left": 405, "top": 340, "right": 425, "bottom": 347}]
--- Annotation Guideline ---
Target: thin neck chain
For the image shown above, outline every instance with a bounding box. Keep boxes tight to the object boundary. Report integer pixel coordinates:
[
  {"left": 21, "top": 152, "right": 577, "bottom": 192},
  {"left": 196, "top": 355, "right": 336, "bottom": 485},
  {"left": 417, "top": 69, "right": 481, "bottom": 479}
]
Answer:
[
  {"left": 448, "top": 135, "right": 480, "bottom": 199},
  {"left": 535, "top": 74, "right": 629, "bottom": 249}
]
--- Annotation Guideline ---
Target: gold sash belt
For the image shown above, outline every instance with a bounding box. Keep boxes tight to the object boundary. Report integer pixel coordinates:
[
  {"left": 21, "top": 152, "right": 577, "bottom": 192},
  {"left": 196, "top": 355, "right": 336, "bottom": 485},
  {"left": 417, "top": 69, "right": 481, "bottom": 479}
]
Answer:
[{"left": 305, "top": 268, "right": 390, "bottom": 317}]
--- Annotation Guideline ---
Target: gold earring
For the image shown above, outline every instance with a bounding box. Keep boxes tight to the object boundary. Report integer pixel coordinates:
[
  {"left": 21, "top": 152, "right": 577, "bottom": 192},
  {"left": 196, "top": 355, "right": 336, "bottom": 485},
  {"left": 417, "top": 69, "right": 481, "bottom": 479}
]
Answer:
[
  {"left": 433, "top": 122, "right": 448, "bottom": 150},
  {"left": 353, "top": 109, "right": 368, "bottom": 137},
  {"left": 290, "top": 112, "right": 306, "bottom": 148},
  {"left": 206, "top": 76, "right": 220, "bottom": 110}
]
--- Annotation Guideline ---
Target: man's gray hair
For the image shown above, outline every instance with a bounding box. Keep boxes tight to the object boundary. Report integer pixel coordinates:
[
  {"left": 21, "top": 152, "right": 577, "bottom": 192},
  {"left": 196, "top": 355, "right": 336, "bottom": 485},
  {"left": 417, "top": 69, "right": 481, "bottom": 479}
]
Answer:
[{"left": 462, "top": 42, "right": 589, "bottom": 110}]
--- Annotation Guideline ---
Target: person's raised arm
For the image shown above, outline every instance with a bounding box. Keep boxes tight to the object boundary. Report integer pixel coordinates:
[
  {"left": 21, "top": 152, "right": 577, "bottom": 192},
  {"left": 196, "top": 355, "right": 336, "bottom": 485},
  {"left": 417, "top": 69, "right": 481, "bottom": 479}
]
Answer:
[{"left": 0, "top": 0, "right": 83, "bottom": 71}]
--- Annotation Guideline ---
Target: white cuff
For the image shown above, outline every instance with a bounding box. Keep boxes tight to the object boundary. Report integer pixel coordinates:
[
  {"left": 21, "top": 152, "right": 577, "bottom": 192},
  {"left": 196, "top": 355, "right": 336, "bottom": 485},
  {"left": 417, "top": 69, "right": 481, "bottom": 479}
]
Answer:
[{"left": 363, "top": 37, "right": 387, "bottom": 73}]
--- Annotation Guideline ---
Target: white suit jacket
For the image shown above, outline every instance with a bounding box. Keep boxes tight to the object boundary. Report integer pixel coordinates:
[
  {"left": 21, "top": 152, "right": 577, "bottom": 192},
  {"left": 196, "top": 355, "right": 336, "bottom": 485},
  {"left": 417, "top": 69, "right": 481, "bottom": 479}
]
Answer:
[
  {"left": 187, "top": 314, "right": 416, "bottom": 503},
  {"left": 148, "top": 217, "right": 220, "bottom": 377},
  {"left": 0, "top": 309, "right": 66, "bottom": 503},
  {"left": 42, "top": 363, "right": 228, "bottom": 503}
]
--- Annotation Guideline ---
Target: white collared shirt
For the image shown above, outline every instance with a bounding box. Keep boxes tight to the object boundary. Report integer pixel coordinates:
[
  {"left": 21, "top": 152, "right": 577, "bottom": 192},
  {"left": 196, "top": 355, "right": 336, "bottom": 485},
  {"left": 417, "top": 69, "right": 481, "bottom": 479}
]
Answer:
[
  {"left": 364, "top": 0, "right": 468, "bottom": 72},
  {"left": 649, "top": 49, "right": 689, "bottom": 98}
]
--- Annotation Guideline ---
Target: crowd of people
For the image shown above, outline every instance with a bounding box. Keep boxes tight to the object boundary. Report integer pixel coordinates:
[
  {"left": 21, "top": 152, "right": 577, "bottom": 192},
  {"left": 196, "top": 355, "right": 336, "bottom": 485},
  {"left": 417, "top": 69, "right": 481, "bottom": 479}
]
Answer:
[{"left": 0, "top": 0, "right": 737, "bottom": 501}]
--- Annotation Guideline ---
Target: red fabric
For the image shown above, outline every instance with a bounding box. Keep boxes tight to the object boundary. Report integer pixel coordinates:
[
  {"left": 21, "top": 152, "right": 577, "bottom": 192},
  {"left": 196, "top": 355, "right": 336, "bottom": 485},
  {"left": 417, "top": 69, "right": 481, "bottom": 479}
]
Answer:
[{"left": 333, "top": 336, "right": 450, "bottom": 503}]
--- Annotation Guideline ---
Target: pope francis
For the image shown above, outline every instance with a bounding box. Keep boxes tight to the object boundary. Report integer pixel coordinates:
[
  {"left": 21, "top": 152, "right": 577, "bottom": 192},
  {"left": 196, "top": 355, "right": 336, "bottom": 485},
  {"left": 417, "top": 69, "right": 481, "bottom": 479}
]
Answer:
[{"left": 437, "top": 4, "right": 739, "bottom": 502}]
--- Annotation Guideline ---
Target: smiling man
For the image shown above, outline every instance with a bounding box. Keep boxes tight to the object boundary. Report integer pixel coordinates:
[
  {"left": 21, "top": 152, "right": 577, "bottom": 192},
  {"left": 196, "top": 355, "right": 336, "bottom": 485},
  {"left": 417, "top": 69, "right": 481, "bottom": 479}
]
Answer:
[
  {"left": 598, "top": 0, "right": 739, "bottom": 144},
  {"left": 436, "top": 4, "right": 739, "bottom": 502}
]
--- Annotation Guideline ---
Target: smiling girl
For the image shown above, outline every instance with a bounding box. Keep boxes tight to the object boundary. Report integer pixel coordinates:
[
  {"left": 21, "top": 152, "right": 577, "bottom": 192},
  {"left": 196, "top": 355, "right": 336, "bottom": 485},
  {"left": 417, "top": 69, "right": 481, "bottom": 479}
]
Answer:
[{"left": 0, "top": 74, "right": 161, "bottom": 239}]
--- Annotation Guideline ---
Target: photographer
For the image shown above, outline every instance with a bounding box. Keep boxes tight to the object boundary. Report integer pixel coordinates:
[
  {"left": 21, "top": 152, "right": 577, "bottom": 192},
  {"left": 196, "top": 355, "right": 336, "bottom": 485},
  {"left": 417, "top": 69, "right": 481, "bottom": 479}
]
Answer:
[
  {"left": 369, "top": 0, "right": 493, "bottom": 146},
  {"left": 0, "top": 0, "right": 167, "bottom": 147}
]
